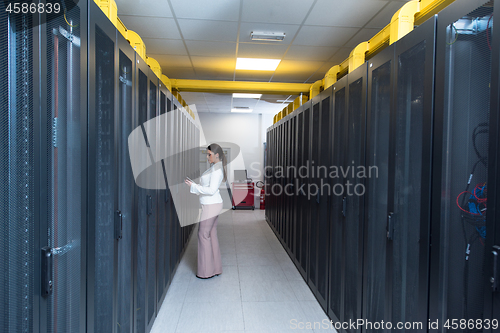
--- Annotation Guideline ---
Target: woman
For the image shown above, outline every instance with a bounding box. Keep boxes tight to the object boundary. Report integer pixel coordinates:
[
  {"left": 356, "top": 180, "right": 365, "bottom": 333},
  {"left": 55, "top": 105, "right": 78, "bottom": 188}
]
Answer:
[{"left": 185, "top": 143, "right": 227, "bottom": 279}]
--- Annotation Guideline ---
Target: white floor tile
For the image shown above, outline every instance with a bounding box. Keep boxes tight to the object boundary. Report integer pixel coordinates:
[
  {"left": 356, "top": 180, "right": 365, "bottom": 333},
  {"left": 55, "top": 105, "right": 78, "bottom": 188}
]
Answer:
[
  {"left": 242, "top": 301, "right": 309, "bottom": 331},
  {"left": 152, "top": 210, "right": 331, "bottom": 333},
  {"left": 176, "top": 302, "right": 245, "bottom": 332},
  {"left": 240, "top": 279, "right": 297, "bottom": 302}
]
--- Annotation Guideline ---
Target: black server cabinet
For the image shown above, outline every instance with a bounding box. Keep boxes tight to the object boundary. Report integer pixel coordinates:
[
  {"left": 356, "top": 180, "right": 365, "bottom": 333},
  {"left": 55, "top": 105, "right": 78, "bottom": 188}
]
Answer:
[
  {"left": 157, "top": 83, "right": 171, "bottom": 309},
  {"left": 388, "top": 17, "right": 436, "bottom": 330},
  {"left": 133, "top": 56, "right": 158, "bottom": 333},
  {"left": 298, "top": 102, "right": 311, "bottom": 278},
  {"left": 1, "top": 1, "right": 87, "bottom": 332},
  {"left": 362, "top": 44, "right": 394, "bottom": 332},
  {"left": 147, "top": 72, "right": 159, "bottom": 332},
  {"left": 491, "top": 0, "right": 500, "bottom": 323},
  {"left": 277, "top": 123, "right": 283, "bottom": 239},
  {"left": 328, "top": 75, "right": 348, "bottom": 325},
  {"left": 116, "top": 31, "right": 136, "bottom": 333},
  {"left": 88, "top": 5, "right": 118, "bottom": 333},
  {"left": 429, "top": 0, "right": 499, "bottom": 329},
  {"left": 289, "top": 114, "right": 298, "bottom": 261},
  {"left": 39, "top": 2, "right": 87, "bottom": 333},
  {"left": 308, "top": 87, "right": 333, "bottom": 311},
  {"left": 0, "top": 8, "right": 38, "bottom": 333},
  {"left": 343, "top": 64, "right": 367, "bottom": 333},
  {"left": 327, "top": 63, "right": 368, "bottom": 332}
]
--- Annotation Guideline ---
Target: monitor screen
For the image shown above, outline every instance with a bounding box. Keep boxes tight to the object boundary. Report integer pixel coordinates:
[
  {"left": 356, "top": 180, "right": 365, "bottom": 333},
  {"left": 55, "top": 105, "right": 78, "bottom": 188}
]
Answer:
[{"left": 234, "top": 170, "right": 247, "bottom": 182}]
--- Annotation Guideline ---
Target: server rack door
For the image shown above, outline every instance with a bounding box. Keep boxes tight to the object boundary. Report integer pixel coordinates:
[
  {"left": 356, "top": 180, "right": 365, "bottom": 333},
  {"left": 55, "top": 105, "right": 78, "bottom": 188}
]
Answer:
[
  {"left": 328, "top": 76, "right": 348, "bottom": 323},
  {"left": 362, "top": 45, "right": 394, "bottom": 333},
  {"left": 490, "top": 1, "right": 500, "bottom": 323},
  {"left": 290, "top": 115, "right": 297, "bottom": 259},
  {"left": 266, "top": 125, "right": 276, "bottom": 228},
  {"left": 264, "top": 128, "right": 271, "bottom": 223},
  {"left": 278, "top": 123, "right": 284, "bottom": 239},
  {"left": 309, "top": 97, "right": 321, "bottom": 293},
  {"left": 284, "top": 120, "right": 290, "bottom": 249},
  {"left": 317, "top": 87, "right": 333, "bottom": 310},
  {"left": 429, "top": 0, "right": 497, "bottom": 328},
  {"left": 389, "top": 16, "right": 436, "bottom": 329},
  {"left": 343, "top": 64, "right": 368, "bottom": 332},
  {"left": 36, "top": 3, "right": 86, "bottom": 332},
  {"left": 134, "top": 62, "right": 149, "bottom": 333},
  {"left": 89, "top": 8, "right": 116, "bottom": 333},
  {"left": 116, "top": 35, "right": 136, "bottom": 333},
  {"left": 168, "top": 100, "right": 178, "bottom": 277},
  {"left": 299, "top": 105, "right": 311, "bottom": 277},
  {"left": 273, "top": 124, "right": 278, "bottom": 231},
  {"left": 157, "top": 88, "right": 167, "bottom": 306},
  {"left": 146, "top": 76, "right": 158, "bottom": 331},
  {"left": 1, "top": 6, "right": 37, "bottom": 333}
]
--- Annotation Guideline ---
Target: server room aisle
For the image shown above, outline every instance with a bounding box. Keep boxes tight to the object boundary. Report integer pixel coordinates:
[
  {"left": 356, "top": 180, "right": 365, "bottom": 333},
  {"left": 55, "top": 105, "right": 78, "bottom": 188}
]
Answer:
[{"left": 150, "top": 209, "right": 335, "bottom": 333}]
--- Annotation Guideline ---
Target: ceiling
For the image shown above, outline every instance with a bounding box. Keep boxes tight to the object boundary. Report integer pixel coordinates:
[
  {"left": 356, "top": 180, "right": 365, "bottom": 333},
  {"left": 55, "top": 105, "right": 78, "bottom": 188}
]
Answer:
[{"left": 115, "top": 0, "right": 411, "bottom": 114}]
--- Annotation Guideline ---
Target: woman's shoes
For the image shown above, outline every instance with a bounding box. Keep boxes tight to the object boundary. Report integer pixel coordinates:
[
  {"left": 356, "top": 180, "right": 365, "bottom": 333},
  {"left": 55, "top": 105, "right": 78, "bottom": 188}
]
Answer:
[{"left": 196, "top": 273, "right": 221, "bottom": 279}]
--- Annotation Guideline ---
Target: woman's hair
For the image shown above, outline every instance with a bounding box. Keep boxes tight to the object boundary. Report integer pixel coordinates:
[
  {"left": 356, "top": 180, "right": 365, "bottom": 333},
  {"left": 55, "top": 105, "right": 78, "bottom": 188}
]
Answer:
[{"left": 207, "top": 143, "right": 227, "bottom": 182}]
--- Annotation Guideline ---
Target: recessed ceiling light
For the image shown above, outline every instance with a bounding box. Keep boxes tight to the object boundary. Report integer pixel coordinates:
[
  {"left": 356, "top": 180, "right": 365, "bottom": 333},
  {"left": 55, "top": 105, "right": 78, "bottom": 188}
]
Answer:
[
  {"left": 251, "top": 31, "right": 285, "bottom": 41},
  {"left": 231, "top": 107, "right": 253, "bottom": 113},
  {"left": 233, "top": 93, "right": 262, "bottom": 99},
  {"left": 236, "top": 58, "right": 281, "bottom": 71}
]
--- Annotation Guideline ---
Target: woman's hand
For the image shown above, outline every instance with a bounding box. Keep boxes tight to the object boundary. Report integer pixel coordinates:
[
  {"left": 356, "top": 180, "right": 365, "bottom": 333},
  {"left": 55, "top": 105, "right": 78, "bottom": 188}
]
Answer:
[{"left": 185, "top": 178, "right": 193, "bottom": 187}]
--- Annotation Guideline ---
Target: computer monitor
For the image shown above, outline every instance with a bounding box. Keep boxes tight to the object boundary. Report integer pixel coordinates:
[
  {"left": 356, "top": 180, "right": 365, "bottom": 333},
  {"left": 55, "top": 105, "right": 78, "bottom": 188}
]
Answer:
[{"left": 234, "top": 170, "right": 248, "bottom": 182}]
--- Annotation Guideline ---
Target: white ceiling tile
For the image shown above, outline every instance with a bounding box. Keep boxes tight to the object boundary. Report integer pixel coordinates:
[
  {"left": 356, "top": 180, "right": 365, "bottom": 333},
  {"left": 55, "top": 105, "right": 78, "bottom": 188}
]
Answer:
[
  {"left": 186, "top": 41, "right": 237, "bottom": 57},
  {"left": 203, "top": 93, "right": 233, "bottom": 101},
  {"left": 161, "top": 66, "right": 197, "bottom": 79},
  {"left": 366, "top": 2, "right": 406, "bottom": 28},
  {"left": 116, "top": 0, "right": 172, "bottom": 17},
  {"left": 190, "top": 56, "right": 236, "bottom": 69},
  {"left": 293, "top": 26, "right": 360, "bottom": 47},
  {"left": 237, "top": 43, "right": 288, "bottom": 59},
  {"left": 119, "top": 16, "right": 181, "bottom": 39},
  {"left": 178, "top": 19, "right": 239, "bottom": 42},
  {"left": 194, "top": 68, "right": 235, "bottom": 80},
  {"left": 142, "top": 38, "right": 187, "bottom": 55},
  {"left": 304, "top": 0, "right": 388, "bottom": 28},
  {"left": 170, "top": 0, "right": 240, "bottom": 21},
  {"left": 242, "top": 0, "right": 315, "bottom": 25},
  {"left": 149, "top": 54, "right": 193, "bottom": 68},
  {"left": 329, "top": 48, "right": 352, "bottom": 64},
  {"left": 238, "top": 22, "right": 300, "bottom": 44},
  {"left": 344, "top": 28, "right": 381, "bottom": 48},
  {"left": 284, "top": 45, "right": 339, "bottom": 61},
  {"left": 231, "top": 99, "right": 259, "bottom": 110}
]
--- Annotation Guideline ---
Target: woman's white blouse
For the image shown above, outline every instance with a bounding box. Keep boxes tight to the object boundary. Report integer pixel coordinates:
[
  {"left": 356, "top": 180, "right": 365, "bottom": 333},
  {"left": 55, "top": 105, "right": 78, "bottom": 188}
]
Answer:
[{"left": 190, "top": 161, "right": 224, "bottom": 205}]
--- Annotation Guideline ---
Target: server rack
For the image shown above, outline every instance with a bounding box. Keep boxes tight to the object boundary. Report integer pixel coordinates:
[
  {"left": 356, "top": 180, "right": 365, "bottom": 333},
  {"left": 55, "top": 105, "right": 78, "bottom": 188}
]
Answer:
[
  {"left": 308, "top": 87, "right": 333, "bottom": 311},
  {"left": 297, "top": 102, "right": 311, "bottom": 278},
  {"left": 2, "top": 1, "right": 198, "bottom": 332},
  {"left": 39, "top": 3, "right": 88, "bottom": 333},
  {"left": 389, "top": 16, "right": 436, "bottom": 329},
  {"left": 429, "top": 0, "right": 500, "bottom": 329},
  {"left": 328, "top": 74, "right": 348, "bottom": 325},
  {"left": 88, "top": 5, "right": 118, "bottom": 332},
  {"left": 362, "top": 44, "right": 394, "bottom": 332}
]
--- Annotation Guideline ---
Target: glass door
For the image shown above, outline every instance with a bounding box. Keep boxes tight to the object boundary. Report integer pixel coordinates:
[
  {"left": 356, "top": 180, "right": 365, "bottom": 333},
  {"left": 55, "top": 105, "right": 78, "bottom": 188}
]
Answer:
[{"left": 44, "top": 4, "right": 85, "bottom": 332}]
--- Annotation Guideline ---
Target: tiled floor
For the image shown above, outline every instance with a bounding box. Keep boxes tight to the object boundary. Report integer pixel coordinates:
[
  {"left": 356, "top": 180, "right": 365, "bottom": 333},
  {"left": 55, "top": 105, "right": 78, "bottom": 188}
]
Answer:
[{"left": 150, "top": 209, "right": 337, "bottom": 333}]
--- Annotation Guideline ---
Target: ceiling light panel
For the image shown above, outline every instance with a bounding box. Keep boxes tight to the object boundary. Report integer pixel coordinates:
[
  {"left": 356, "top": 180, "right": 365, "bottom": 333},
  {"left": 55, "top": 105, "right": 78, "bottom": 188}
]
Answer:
[
  {"left": 232, "top": 93, "right": 262, "bottom": 99},
  {"left": 251, "top": 31, "right": 285, "bottom": 41},
  {"left": 231, "top": 107, "right": 253, "bottom": 113},
  {"left": 236, "top": 58, "right": 281, "bottom": 71}
]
